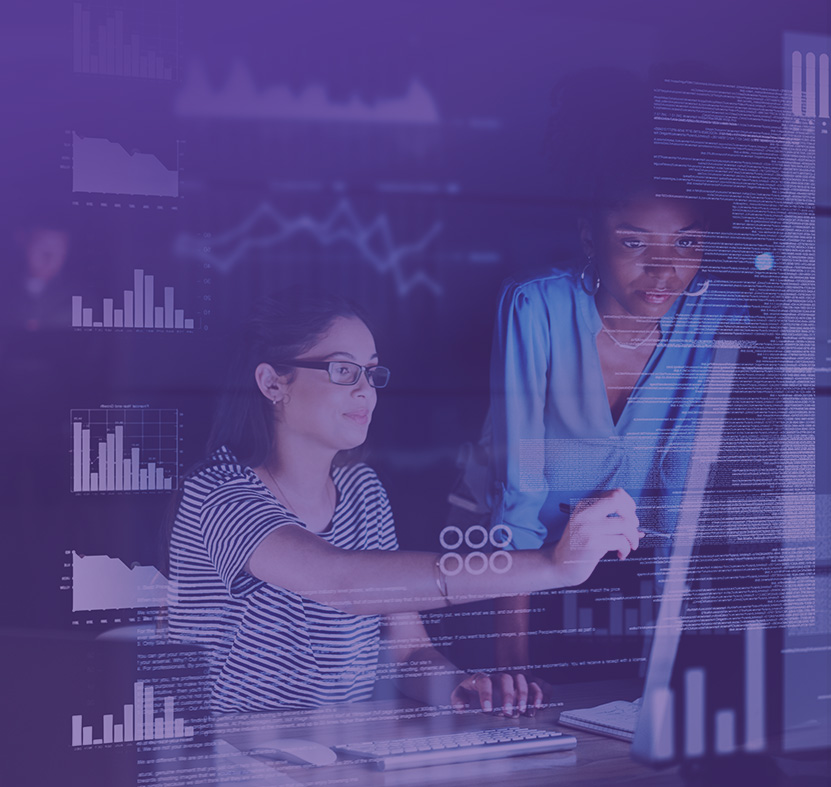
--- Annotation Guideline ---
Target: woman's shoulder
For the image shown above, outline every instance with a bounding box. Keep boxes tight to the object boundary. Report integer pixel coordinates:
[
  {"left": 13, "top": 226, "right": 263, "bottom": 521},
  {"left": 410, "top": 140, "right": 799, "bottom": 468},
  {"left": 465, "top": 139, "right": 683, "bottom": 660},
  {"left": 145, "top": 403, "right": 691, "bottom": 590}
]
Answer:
[
  {"left": 332, "top": 461, "right": 385, "bottom": 492},
  {"left": 499, "top": 267, "right": 579, "bottom": 307},
  {"left": 183, "top": 447, "right": 261, "bottom": 500},
  {"left": 331, "top": 463, "right": 395, "bottom": 541},
  {"left": 496, "top": 268, "right": 581, "bottom": 327}
]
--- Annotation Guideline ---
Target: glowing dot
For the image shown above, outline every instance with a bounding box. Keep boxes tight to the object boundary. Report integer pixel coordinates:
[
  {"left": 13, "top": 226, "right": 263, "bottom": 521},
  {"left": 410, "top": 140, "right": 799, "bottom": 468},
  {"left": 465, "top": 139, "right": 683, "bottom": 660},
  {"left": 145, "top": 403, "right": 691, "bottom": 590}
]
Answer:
[{"left": 755, "top": 252, "right": 774, "bottom": 271}]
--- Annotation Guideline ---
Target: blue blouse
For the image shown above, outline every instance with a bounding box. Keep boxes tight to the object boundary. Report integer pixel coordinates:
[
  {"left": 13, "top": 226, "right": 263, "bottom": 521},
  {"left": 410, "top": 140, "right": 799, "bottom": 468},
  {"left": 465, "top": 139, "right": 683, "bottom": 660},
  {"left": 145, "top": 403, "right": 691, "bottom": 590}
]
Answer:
[{"left": 489, "top": 270, "right": 742, "bottom": 550}]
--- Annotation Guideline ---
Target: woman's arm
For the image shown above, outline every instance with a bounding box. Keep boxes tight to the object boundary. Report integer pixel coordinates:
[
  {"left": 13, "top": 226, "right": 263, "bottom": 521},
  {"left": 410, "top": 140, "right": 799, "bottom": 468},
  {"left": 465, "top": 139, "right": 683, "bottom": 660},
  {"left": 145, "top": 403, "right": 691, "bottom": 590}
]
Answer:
[
  {"left": 489, "top": 280, "right": 553, "bottom": 549},
  {"left": 489, "top": 281, "right": 557, "bottom": 666},
  {"left": 494, "top": 592, "right": 533, "bottom": 670},
  {"left": 245, "top": 488, "right": 641, "bottom": 615},
  {"left": 380, "top": 611, "right": 463, "bottom": 708},
  {"left": 381, "top": 611, "right": 544, "bottom": 716}
]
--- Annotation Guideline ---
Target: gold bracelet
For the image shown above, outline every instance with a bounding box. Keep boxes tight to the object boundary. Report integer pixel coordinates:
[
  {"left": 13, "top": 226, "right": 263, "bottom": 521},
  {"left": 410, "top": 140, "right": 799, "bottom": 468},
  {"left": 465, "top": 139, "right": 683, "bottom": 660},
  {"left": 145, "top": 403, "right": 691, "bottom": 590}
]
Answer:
[{"left": 433, "top": 555, "right": 451, "bottom": 606}]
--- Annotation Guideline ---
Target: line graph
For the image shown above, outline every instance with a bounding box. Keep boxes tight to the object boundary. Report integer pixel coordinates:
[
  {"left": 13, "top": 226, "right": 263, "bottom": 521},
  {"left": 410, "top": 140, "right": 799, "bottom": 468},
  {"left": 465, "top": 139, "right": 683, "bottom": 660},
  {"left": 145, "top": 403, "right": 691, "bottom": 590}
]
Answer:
[
  {"left": 173, "top": 199, "right": 444, "bottom": 296},
  {"left": 175, "top": 60, "right": 440, "bottom": 124}
]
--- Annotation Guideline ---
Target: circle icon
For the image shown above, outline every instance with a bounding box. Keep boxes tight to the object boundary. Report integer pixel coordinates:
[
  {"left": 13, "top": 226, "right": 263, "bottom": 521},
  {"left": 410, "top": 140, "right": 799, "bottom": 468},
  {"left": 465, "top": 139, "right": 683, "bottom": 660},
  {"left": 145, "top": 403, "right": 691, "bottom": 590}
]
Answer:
[
  {"left": 489, "top": 551, "right": 513, "bottom": 574},
  {"left": 489, "top": 524, "right": 513, "bottom": 548},
  {"left": 464, "top": 525, "right": 489, "bottom": 550},
  {"left": 439, "top": 552, "right": 464, "bottom": 577},
  {"left": 439, "top": 526, "right": 464, "bottom": 551},
  {"left": 464, "top": 552, "right": 489, "bottom": 575}
]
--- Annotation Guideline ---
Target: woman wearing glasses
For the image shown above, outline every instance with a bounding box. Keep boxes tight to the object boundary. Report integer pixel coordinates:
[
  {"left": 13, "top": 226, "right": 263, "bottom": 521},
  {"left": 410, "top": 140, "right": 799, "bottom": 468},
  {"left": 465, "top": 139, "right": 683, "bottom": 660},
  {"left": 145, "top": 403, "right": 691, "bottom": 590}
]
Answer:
[{"left": 167, "top": 292, "right": 642, "bottom": 713}]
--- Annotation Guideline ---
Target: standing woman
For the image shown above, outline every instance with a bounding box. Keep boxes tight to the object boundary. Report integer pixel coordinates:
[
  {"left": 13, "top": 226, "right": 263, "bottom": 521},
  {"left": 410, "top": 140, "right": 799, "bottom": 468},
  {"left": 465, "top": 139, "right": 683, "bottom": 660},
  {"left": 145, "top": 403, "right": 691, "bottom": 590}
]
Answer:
[
  {"left": 167, "top": 292, "right": 641, "bottom": 713},
  {"left": 489, "top": 69, "right": 744, "bottom": 670}
]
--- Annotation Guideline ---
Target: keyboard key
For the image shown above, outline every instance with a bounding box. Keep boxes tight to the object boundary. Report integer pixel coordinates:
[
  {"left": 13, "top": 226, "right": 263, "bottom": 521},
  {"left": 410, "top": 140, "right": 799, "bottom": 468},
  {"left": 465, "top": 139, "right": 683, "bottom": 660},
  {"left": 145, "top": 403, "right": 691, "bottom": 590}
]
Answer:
[{"left": 334, "top": 727, "right": 577, "bottom": 771}]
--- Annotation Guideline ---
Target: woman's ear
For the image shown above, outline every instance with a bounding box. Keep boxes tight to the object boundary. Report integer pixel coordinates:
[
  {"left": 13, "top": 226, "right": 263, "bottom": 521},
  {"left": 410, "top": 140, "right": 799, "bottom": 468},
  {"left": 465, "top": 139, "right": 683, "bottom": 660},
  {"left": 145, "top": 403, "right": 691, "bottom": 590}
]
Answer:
[
  {"left": 255, "top": 363, "right": 289, "bottom": 405},
  {"left": 578, "top": 217, "right": 595, "bottom": 259}
]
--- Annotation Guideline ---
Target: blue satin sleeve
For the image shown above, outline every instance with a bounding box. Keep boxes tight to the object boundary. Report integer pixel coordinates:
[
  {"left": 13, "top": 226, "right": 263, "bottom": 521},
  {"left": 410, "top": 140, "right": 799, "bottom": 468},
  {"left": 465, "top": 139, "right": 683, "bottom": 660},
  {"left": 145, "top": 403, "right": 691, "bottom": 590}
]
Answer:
[{"left": 489, "top": 280, "right": 553, "bottom": 550}]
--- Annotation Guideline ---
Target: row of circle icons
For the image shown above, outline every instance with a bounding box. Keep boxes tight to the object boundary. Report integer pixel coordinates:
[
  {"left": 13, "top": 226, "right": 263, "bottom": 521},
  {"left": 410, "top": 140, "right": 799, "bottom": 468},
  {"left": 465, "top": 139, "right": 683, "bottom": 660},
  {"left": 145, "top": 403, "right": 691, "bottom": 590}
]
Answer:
[{"left": 439, "top": 524, "right": 513, "bottom": 576}]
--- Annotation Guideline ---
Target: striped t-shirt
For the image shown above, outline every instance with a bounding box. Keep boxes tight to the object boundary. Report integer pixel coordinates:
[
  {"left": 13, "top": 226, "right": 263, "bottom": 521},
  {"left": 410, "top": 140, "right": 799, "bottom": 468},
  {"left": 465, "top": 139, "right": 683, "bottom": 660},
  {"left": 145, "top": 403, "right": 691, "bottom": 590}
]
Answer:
[{"left": 167, "top": 447, "right": 398, "bottom": 712}]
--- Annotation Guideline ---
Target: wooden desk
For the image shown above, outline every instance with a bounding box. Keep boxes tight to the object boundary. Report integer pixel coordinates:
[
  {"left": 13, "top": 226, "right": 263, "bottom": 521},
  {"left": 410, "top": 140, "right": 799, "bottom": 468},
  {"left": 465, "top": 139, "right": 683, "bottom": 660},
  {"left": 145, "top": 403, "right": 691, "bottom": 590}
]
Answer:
[{"left": 214, "top": 679, "right": 686, "bottom": 786}]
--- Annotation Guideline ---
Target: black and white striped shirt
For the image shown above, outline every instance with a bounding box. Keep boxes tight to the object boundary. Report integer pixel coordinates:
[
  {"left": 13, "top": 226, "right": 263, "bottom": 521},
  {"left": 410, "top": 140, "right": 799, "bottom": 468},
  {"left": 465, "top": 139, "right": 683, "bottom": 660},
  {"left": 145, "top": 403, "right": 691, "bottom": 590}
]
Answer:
[{"left": 168, "top": 447, "right": 398, "bottom": 712}]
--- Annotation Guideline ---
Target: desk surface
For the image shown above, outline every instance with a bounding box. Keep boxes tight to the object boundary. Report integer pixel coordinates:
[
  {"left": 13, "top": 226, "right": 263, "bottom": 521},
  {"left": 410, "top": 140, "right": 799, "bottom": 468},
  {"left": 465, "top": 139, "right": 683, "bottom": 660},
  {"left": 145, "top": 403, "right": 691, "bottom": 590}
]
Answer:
[{"left": 215, "top": 679, "right": 686, "bottom": 786}]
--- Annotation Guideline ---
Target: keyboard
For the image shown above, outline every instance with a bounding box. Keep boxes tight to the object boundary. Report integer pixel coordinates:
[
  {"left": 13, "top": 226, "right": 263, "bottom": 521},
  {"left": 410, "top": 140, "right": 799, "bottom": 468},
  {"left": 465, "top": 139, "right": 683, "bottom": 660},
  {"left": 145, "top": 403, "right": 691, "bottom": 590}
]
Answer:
[
  {"left": 557, "top": 698, "right": 641, "bottom": 742},
  {"left": 333, "top": 726, "right": 577, "bottom": 771}
]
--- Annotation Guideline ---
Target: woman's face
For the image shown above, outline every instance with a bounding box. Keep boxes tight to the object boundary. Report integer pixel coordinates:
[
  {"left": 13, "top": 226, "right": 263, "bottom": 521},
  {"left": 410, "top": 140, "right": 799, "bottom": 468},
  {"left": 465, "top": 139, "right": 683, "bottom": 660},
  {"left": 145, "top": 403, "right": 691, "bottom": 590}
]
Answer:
[
  {"left": 278, "top": 316, "right": 379, "bottom": 454},
  {"left": 586, "top": 196, "right": 706, "bottom": 320}
]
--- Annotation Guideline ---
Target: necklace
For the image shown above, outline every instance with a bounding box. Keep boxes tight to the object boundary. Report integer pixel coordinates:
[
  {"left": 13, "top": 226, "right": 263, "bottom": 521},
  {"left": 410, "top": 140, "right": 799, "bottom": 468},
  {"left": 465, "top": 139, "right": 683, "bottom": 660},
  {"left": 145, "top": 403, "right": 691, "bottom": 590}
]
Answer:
[
  {"left": 263, "top": 462, "right": 334, "bottom": 519},
  {"left": 601, "top": 323, "right": 660, "bottom": 350}
]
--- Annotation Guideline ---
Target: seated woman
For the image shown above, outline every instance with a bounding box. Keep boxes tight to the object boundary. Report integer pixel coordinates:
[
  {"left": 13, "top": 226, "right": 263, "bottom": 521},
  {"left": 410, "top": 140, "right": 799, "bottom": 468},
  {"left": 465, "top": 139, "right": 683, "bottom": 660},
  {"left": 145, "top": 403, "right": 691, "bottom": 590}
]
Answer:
[
  {"left": 489, "top": 69, "right": 745, "bottom": 670},
  {"left": 167, "top": 292, "right": 642, "bottom": 714}
]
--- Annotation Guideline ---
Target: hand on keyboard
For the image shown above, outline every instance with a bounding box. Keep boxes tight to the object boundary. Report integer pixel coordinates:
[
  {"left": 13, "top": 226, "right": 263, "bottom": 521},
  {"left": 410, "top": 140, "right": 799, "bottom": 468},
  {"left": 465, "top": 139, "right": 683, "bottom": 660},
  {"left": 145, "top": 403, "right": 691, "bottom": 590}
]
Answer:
[{"left": 451, "top": 671, "right": 545, "bottom": 717}]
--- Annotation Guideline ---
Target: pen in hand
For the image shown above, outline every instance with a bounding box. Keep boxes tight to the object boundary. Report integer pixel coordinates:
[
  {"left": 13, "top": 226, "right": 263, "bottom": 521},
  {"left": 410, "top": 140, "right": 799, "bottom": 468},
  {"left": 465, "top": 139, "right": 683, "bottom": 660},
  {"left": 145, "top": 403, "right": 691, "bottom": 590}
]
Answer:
[{"left": 558, "top": 502, "right": 672, "bottom": 540}]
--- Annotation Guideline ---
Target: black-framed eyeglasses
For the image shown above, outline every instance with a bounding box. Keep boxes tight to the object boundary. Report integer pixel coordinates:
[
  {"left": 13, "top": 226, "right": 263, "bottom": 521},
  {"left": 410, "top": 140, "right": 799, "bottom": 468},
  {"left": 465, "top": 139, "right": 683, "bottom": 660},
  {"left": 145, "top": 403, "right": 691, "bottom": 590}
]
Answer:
[{"left": 279, "top": 360, "right": 391, "bottom": 389}]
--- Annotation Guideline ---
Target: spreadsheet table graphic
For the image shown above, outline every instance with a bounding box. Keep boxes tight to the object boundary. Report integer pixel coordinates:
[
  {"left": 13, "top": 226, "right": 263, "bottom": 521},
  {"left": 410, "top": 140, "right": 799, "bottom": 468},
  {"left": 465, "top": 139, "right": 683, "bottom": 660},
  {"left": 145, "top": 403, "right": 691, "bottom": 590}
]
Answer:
[{"left": 70, "top": 407, "right": 181, "bottom": 493}]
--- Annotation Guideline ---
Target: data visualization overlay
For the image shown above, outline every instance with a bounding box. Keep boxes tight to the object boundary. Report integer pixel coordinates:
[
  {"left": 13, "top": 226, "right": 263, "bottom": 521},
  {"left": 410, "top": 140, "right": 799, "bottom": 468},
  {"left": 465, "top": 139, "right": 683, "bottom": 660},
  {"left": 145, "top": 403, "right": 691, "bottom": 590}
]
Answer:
[
  {"left": 176, "top": 62, "right": 440, "bottom": 124},
  {"left": 73, "top": 0, "right": 180, "bottom": 81},
  {"left": 636, "top": 628, "right": 768, "bottom": 761},
  {"left": 71, "top": 407, "right": 181, "bottom": 493},
  {"left": 68, "top": 131, "right": 181, "bottom": 201},
  {"left": 72, "top": 681, "right": 194, "bottom": 747},
  {"left": 174, "top": 198, "right": 443, "bottom": 296},
  {"left": 70, "top": 551, "right": 168, "bottom": 611},
  {"left": 72, "top": 268, "right": 196, "bottom": 330}
]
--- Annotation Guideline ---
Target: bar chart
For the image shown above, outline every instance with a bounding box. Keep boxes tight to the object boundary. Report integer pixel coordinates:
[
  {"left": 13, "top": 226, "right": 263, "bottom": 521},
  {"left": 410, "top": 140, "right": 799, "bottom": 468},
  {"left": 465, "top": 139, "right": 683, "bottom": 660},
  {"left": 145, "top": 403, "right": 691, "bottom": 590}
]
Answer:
[
  {"left": 647, "top": 627, "right": 766, "bottom": 760},
  {"left": 562, "top": 580, "right": 657, "bottom": 636},
  {"left": 72, "top": 681, "right": 194, "bottom": 747},
  {"left": 71, "top": 408, "right": 180, "bottom": 493},
  {"left": 72, "top": 269, "right": 195, "bottom": 330},
  {"left": 791, "top": 50, "right": 831, "bottom": 118},
  {"left": 73, "top": 1, "right": 179, "bottom": 80}
]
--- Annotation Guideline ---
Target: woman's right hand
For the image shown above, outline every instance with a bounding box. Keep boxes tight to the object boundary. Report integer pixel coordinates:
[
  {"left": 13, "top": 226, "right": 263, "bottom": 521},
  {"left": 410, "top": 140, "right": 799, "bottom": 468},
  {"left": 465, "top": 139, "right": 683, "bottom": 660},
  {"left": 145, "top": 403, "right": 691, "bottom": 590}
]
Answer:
[
  {"left": 451, "top": 671, "right": 549, "bottom": 717},
  {"left": 546, "top": 488, "right": 641, "bottom": 587}
]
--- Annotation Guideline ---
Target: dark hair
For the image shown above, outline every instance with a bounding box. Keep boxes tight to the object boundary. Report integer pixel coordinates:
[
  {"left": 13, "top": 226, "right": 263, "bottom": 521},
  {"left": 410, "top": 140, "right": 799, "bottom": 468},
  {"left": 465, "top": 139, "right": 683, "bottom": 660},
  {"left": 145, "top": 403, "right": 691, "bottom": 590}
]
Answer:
[
  {"left": 545, "top": 67, "right": 655, "bottom": 219},
  {"left": 208, "top": 289, "right": 373, "bottom": 468},
  {"left": 160, "top": 290, "right": 372, "bottom": 575},
  {"left": 544, "top": 65, "right": 729, "bottom": 266}
]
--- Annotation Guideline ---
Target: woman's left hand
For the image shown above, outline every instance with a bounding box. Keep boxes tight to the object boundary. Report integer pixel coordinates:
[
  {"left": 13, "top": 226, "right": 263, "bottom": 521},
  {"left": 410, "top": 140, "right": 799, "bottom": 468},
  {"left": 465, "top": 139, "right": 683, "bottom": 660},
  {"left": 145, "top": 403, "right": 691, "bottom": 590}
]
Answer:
[{"left": 450, "top": 671, "right": 546, "bottom": 717}]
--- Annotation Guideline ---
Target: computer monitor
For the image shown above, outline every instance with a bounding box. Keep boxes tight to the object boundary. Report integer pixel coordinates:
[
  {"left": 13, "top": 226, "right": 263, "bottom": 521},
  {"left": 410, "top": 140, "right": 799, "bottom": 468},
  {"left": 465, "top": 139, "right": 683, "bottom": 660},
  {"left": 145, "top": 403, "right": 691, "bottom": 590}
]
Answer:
[{"left": 631, "top": 340, "right": 831, "bottom": 768}]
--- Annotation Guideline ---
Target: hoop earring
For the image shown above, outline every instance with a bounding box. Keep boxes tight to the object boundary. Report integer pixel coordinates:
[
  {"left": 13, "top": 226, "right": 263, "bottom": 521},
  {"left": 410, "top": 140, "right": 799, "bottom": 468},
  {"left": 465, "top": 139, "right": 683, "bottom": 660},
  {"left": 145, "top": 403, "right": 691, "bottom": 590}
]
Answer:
[
  {"left": 580, "top": 259, "right": 600, "bottom": 296},
  {"left": 683, "top": 278, "right": 710, "bottom": 297},
  {"left": 272, "top": 394, "right": 290, "bottom": 406}
]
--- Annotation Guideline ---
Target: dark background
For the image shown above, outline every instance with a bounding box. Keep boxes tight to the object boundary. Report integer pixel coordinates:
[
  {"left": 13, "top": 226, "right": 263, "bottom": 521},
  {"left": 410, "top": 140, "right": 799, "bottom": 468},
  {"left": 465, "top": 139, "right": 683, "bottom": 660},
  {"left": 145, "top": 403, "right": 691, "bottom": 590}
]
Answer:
[{"left": 0, "top": 1, "right": 828, "bottom": 782}]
